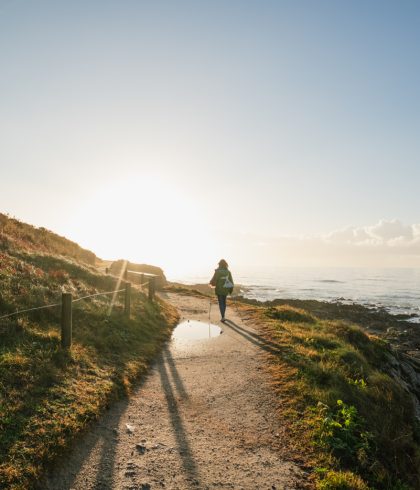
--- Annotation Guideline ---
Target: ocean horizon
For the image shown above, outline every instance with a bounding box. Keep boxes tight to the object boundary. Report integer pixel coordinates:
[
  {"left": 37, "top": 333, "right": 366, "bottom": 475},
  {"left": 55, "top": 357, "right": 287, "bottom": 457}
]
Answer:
[{"left": 169, "top": 266, "right": 420, "bottom": 322}]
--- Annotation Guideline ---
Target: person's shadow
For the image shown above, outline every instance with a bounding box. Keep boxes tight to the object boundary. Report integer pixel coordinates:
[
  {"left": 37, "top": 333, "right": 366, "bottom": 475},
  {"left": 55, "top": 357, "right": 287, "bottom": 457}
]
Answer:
[
  {"left": 157, "top": 347, "right": 200, "bottom": 486},
  {"left": 41, "top": 346, "right": 200, "bottom": 489},
  {"left": 223, "top": 319, "right": 282, "bottom": 356}
]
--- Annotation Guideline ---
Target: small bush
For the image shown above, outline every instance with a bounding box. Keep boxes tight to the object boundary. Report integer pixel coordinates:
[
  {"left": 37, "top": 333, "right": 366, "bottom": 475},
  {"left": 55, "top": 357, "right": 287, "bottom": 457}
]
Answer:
[{"left": 312, "top": 400, "right": 373, "bottom": 468}]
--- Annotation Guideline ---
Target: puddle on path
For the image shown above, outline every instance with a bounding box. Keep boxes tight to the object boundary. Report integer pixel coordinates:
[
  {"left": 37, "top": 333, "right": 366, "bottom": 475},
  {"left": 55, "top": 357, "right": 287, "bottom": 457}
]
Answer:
[{"left": 172, "top": 320, "right": 222, "bottom": 341}]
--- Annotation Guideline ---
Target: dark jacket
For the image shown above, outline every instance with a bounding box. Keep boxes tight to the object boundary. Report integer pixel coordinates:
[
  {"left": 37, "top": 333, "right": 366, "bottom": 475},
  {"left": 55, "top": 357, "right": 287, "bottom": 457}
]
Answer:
[{"left": 210, "top": 267, "right": 234, "bottom": 296}]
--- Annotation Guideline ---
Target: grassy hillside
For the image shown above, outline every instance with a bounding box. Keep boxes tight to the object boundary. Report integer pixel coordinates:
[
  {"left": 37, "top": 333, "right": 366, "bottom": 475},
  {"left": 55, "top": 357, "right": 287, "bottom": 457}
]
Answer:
[
  {"left": 0, "top": 214, "right": 178, "bottom": 489},
  {"left": 0, "top": 213, "right": 96, "bottom": 265},
  {"left": 234, "top": 300, "right": 420, "bottom": 489}
]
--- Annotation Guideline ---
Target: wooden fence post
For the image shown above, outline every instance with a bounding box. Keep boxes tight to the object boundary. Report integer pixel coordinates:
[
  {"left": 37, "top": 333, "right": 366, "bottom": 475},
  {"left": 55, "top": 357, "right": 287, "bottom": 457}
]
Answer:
[
  {"left": 148, "top": 276, "right": 155, "bottom": 301},
  {"left": 140, "top": 273, "right": 145, "bottom": 285},
  {"left": 61, "top": 293, "right": 72, "bottom": 348},
  {"left": 125, "top": 282, "right": 131, "bottom": 317}
]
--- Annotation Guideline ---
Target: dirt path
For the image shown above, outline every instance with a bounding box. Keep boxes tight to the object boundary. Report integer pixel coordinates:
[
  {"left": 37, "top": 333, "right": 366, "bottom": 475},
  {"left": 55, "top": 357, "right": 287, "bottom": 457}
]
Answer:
[{"left": 43, "top": 293, "right": 309, "bottom": 490}]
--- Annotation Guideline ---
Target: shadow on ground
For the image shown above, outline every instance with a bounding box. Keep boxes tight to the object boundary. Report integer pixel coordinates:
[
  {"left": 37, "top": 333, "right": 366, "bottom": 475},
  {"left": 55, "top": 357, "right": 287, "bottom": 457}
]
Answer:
[
  {"left": 157, "top": 347, "right": 200, "bottom": 486},
  {"left": 224, "top": 319, "right": 281, "bottom": 356},
  {"left": 42, "top": 346, "right": 200, "bottom": 489}
]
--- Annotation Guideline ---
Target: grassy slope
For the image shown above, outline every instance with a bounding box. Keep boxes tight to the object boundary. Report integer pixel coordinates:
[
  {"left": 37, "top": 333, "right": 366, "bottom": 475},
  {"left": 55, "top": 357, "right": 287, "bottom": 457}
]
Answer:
[
  {"left": 0, "top": 215, "right": 178, "bottom": 489},
  {"left": 232, "top": 300, "right": 420, "bottom": 490},
  {"left": 0, "top": 213, "right": 96, "bottom": 266}
]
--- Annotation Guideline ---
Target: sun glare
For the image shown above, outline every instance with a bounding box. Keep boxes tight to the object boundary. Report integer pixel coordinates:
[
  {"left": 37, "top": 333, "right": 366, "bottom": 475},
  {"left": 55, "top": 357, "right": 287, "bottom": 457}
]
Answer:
[{"left": 66, "top": 176, "right": 218, "bottom": 278}]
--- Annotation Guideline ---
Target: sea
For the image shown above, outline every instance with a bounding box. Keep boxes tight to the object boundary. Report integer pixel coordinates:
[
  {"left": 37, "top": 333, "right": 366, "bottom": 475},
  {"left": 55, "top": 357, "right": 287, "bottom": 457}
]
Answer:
[{"left": 169, "top": 266, "right": 420, "bottom": 323}]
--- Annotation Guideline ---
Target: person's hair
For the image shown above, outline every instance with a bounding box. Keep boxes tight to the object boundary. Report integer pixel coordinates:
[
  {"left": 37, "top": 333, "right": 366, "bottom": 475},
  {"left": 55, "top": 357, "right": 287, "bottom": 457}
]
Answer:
[{"left": 218, "top": 259, "right": 228, "bottom": 268}]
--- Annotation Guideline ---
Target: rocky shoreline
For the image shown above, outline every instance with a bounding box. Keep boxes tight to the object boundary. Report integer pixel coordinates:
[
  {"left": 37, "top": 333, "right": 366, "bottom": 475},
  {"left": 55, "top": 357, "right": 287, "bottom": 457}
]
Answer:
[{"left": 234, "top": 295, "right": 420, "bottom": 359}]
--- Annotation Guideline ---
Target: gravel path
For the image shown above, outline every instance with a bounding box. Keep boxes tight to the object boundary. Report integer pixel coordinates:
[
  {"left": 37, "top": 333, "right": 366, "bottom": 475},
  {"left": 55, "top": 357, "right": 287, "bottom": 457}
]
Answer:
[{"left": 43, "top": 293, "right": 309, "bottom": 490}]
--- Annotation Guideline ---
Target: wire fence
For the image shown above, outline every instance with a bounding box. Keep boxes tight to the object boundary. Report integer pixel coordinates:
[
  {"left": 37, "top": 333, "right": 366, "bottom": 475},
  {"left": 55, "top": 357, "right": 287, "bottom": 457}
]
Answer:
[
  {"left": 0, "top": 302, "right": 61, "bottom": 321},
  {"left": 0, "top": 270, "right": 158, "bottom": 349},
  {"left": 0, "top": 279, "right": 155, "bottom": 320},
  {"left": 72, "top": 288, "right": 125, "bottom": 304},
  {"left": 0, "top": 287, "right": 125, "bottom": 321}
]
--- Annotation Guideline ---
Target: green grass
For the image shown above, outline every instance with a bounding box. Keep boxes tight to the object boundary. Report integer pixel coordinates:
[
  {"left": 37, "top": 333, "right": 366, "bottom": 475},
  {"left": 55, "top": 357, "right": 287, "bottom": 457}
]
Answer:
[
  {"left": 0, "top": 289, "right": 178, "bottom": 489},
  {"left": 0, "top": 225, "right": 179, "bottom": 489},
  {"left": 239, "top": 303, "right": 420, "bottom": 490}
]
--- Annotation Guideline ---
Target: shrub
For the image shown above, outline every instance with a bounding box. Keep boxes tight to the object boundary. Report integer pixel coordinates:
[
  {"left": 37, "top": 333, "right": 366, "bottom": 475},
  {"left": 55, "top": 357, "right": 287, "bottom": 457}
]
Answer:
[{"left": 311, "top": 400, "right": 373, "bottom": 468}]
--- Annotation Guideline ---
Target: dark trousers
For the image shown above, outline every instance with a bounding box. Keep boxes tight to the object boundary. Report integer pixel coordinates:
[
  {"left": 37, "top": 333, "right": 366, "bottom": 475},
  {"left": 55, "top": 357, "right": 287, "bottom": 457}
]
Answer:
[{"left": 217, "top": 295, "right": 227, "bottom": 319}]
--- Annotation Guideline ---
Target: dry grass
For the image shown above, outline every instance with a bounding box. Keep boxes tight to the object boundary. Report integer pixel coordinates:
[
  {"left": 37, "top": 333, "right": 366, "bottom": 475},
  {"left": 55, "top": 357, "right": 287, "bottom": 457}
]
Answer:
[{"left": 0, "top": 213, "right": 96, "bottom": 265}]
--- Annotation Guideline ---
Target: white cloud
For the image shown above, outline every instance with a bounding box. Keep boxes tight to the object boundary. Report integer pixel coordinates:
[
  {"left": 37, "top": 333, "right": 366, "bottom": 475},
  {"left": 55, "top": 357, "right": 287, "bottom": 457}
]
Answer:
[
  {"left": 412, "top": 224, "right": 420, "bottom": 237},
  {"left": 226, "top": 220, "right": 420, "bottom": 268},
  {"left": 367, "top": 219, "right": 414, "bottom": 242},
  {"left": 325, "top": 226, "right": 372, "bottom": 245},
  {"left": 324, "top": 219, "right": 420, "bottom": 249}
]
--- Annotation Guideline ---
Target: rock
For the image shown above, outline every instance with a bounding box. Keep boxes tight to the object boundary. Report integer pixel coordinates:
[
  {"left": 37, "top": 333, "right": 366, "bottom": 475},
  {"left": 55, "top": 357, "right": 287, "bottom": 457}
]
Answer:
[
  {"left": 386, "top": 350, "right": 420, "bottom": 421},
  {"left": 136, "top": 444, "right": 147, "bottom": 454}
]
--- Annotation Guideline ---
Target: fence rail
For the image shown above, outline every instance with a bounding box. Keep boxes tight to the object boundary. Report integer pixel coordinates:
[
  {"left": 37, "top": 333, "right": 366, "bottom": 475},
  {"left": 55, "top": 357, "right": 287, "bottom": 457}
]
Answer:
[
  {"left": 0, "top": 275, "right": 157, "bottom": 349},
  {"left": 0, "top": 302, "right": 60, "bottom": 321},
  {"left": 72, "top": 288, "right": 125, "bottom": 303}
]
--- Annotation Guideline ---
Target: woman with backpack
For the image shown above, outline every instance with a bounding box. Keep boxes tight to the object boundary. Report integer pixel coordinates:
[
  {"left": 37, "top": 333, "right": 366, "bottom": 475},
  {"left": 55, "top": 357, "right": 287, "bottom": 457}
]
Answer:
[{"left": 209, "top": 259, "right": 234, "bottom": 322}]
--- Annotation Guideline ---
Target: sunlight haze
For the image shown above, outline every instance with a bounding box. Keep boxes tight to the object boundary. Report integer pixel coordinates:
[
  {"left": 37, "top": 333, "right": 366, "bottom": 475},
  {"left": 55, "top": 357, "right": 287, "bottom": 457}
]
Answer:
[{"left": 1, "top": 1, "right": 419, "bottom": 275}]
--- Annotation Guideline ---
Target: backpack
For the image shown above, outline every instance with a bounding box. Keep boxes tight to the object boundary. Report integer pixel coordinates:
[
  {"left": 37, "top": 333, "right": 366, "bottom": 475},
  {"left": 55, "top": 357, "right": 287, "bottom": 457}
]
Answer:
[
  {"left": 223, "top": 275, "right": 234, "bottom": 289},
  {"left": 218, "top": 273, "right": 233, "bottom": 295}
]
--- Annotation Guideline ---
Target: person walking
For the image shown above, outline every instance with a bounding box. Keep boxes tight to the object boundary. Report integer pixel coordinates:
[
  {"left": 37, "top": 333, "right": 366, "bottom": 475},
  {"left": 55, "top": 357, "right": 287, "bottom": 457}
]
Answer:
[{"left": 210, "top": 259, "right": 234, "bottom": 322}]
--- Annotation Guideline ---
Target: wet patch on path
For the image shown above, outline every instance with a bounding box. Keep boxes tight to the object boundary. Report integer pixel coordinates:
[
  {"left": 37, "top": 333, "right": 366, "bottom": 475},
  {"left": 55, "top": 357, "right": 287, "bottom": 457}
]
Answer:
[{"left": 172, "top": 320, "right": 221, "bottom": 341}]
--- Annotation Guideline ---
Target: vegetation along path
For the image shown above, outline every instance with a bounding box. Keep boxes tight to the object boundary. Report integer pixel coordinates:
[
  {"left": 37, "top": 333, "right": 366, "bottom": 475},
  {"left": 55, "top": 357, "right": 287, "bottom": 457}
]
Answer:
[{"left": 43, "top": 292, "right": 309, "bottom": 489}]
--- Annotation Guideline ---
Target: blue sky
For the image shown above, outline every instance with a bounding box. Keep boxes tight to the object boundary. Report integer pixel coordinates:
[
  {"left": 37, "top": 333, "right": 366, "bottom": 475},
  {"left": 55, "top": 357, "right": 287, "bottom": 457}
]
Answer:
[{"left": 1, "top": 1, "right": 419, "bottom": 273}]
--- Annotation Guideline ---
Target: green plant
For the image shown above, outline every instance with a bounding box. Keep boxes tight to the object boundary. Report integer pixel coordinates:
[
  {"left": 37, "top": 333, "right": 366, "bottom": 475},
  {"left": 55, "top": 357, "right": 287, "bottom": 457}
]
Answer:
[
  {"left": 312, "top": 400, "right": 373, "bottom": 467},
  {"left": 347, "top": 378, "right": 367, "bottom": 390}
]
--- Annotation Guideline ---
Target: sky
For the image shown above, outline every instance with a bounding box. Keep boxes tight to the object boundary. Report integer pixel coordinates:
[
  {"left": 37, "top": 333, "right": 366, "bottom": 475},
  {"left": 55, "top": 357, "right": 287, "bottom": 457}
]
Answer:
[{"left": 1, "top": 0, "right": 419, "bottom": 277}]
